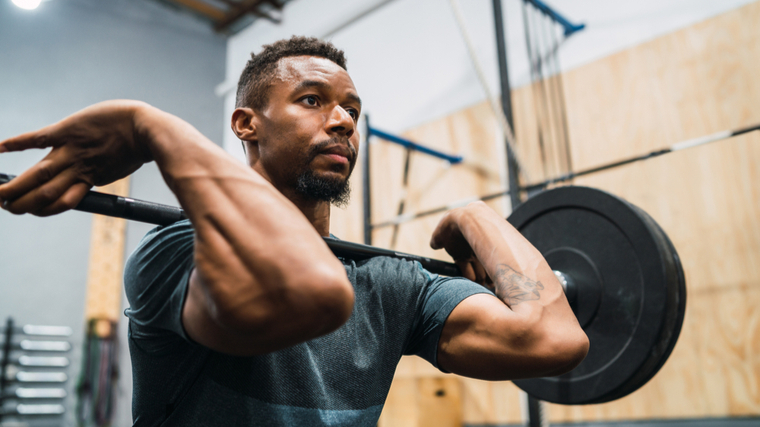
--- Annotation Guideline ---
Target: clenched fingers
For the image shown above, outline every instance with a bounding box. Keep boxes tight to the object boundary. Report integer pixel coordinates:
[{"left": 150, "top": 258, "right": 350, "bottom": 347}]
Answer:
[
  {"left": 36, "top": 183, "right": 91, "bottom": 217},
  {"left": 455, "top": 260, "right": 477, "bottom": 282}
]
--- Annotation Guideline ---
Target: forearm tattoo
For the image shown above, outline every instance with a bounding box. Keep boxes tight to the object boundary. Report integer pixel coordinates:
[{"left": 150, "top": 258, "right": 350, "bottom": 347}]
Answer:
[{"left": 493, "top": 264, "right": 544, "bottom": 306}]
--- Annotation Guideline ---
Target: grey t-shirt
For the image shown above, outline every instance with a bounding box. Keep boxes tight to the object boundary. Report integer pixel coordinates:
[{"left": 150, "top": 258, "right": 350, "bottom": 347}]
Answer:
[{"left": 124, "top": 220, "right": 493, "bottom": 426}]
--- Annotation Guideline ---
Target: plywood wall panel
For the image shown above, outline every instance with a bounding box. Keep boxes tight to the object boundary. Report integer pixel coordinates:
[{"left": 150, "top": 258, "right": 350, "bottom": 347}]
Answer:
[
  {"left": 85, "top": 178, "right": 130, "bottom": 327},
  {"left": 370, "top": 102, "right": 505, "bottom": 256},
  {"left": 379, "top": 377, "right": 463, "bottom": 427},
  {"left": 460, "top": 379, "right": 524, "bottom": 425},
  {"left": 329, "top": 145, "right": 364, "bottom": 243},
  {"left": 375, "top": 1, "right": 760, "bottom": 425}
]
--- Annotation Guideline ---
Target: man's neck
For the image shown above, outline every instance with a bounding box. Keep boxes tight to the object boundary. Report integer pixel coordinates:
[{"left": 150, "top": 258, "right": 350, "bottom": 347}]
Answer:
[
  {"left": 279, "top": 187, "right": 332, "bottom": 237},
  {"left": 249, "top": 163, "right": 332, "bottom": 237}
]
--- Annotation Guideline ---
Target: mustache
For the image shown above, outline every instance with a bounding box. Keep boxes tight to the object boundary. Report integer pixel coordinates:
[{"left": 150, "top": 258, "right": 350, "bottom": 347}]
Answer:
[{"left": 308, "top": 138, "right": 357, "bottom": 163}]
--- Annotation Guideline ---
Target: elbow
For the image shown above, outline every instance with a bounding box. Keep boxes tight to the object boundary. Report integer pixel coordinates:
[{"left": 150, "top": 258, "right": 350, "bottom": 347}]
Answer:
[
  {"left": 507, "top": 313, "right": 589, "bottom": 378},
  {"left": 211, "top": 262, "right": 354, "bottom": 339},
  {"left": 304, "top": 267, "right": 355, "bottom": 334},
  {"left": 541, "top": 326, "right": 589, "bottom": 376}
]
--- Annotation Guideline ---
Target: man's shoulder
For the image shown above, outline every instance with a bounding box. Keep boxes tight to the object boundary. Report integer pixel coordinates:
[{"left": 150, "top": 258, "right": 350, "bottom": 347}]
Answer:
[
  {"left": 124, "top": 219, "right": 195, "bottom": 312},
  {"left": 349, "top": 255, "right": 434, "bottom": 285},
  {"left": 126, "top": 219, "right": 194, "bottom": 267},
  {"left": 137, "top": 218, "right": 194, "bottom": 248}
]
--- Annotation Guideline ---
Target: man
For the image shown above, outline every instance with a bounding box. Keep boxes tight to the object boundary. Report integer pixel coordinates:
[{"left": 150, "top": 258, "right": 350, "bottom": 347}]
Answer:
[{"left": 0, "top": 37, "right": 588, "bottom": 426}]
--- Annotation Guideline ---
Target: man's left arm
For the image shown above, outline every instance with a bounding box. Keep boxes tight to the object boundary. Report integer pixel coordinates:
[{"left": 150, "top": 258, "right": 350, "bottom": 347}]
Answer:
[{"left": 431, "top": 202, "right": 589, "bottom": 381}]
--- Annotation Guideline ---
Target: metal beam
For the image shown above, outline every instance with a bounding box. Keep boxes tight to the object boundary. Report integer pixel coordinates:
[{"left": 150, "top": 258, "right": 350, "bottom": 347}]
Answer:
[
  {"left": 214, "top": 0, "right": 281, "bottom": 32},
  {"left": 170, "top": 0, "right": 226, "bottom": 21},
  {"left": 363, "top": 116, "right": 372, "bottom": 245},
  {"left": 492, "top": 0, "right": 523, "bottom": 210}
]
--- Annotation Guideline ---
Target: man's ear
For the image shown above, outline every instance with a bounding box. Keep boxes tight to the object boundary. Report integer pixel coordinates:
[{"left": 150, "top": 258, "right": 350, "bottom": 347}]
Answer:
[{"left": 231, "top": 107, "right": 258, "bottom": 141}]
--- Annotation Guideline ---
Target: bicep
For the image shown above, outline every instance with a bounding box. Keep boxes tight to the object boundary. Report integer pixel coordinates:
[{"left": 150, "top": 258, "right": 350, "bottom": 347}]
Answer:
[
  {"left": 437, "top": 293, "right": 568, "bottom": 381},
  {"left": 182, "top": 268, "right": 275, "bottom": 356},
  {"left": 181, "top": 265, "right": 354, "bottom": 357}
]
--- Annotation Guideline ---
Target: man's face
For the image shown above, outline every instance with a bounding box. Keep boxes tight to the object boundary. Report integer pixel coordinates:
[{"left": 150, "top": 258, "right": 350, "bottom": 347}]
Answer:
[{"left": 250, "top": 56, "right": 361, "bottom": 205}]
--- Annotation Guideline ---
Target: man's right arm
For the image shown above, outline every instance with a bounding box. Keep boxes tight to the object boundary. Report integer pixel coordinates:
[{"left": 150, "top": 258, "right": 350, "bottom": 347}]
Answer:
[
  {"left": 134, "top": 104, "right": 354, "bottom": 356},
  {"left": 430, "top": 202, "right": 588, "bottom": 380},
  {"left": 0, "top": 101, "right": 354, "bottom": 356}
]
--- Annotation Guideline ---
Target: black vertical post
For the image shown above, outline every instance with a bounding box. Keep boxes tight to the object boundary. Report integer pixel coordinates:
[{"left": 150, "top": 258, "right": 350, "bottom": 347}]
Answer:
[
  {"left": 527, "top": 395, "right": 543, "bottom": 427},
  {"left": 495, "top": 3, "right": 540, "bottom": 425},
  {"left": 363, "top": 115, "right": 372, "bottom": 245},
  {"left": 492, "top": 0, "right": 523, "bottom": 210},
  {"left": 389, "top": 147, "right": 412, "bottom": 249},
  {"left": 0, "top": 317, "right": 14, "bottom": 422}
]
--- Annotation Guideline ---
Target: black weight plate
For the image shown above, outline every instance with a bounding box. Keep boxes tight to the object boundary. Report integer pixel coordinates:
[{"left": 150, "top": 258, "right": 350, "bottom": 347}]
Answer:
[
  {"left": 508, "top": 186, "right": 686, "bottom": 405},
  {"left": 594, "top": 205, "right": 686, "bottom": 403}
]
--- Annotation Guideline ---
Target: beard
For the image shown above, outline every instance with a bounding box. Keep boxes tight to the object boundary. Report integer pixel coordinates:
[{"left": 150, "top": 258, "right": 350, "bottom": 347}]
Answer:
[
  {"left": 295, "top": 169, "right": 351, "bottom": 208},
  {"left": 294, "top": 138, "right": 356, "bottom": 208}
]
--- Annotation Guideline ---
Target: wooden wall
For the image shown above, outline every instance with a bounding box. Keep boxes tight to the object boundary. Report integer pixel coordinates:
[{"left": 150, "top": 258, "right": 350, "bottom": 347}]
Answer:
[{"left": 332, "top": 1, "right": 760, "bottom": 424}]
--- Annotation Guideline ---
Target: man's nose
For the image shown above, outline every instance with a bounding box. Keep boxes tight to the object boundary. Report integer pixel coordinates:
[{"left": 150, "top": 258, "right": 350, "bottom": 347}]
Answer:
[{"left": 327, "top": 105, "right": 355, "bottom": 138}]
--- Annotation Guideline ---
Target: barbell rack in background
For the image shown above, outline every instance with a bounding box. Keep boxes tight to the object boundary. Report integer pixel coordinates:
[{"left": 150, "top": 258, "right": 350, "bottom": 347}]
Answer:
[{"left": 0, "top": 317, "right": 72, "bottom": 424}]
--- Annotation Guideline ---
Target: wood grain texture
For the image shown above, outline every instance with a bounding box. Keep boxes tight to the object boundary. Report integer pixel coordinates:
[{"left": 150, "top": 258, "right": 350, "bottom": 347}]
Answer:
[
  {"left": 84, "top": 178, "right": 130, "bottom": 325},
  {"left": 369, "top": 102, "right": 506, "bottom": 257},
  {"left": 378, "top": 376, "right": 463, "bottom": 427},
  {"left": 374, "top": 1, "right": 760, "bottom": 424}
]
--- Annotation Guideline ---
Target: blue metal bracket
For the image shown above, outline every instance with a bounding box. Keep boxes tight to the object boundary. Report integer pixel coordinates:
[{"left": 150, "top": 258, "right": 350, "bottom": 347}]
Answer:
[
  {"left": 524, "top": 0, "right": 585, "bottom": 37},
  {"left": 368, "top": 127, "right": 464, "bottom": 164}
]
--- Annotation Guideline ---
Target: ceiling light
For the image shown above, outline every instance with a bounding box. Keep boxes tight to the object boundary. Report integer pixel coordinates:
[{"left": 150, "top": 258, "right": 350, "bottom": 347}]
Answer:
[{"left": 12, "top": 0, "right": 42, "bottom": 10}]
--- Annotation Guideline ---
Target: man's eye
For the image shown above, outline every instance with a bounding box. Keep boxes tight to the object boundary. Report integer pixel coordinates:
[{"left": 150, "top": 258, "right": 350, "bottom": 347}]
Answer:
[
  {"left": 346, "top": 109, "right": 359, "bottom": 121},
  {"left": 303, "top": 95, "right": 318, "bottom": 106}
]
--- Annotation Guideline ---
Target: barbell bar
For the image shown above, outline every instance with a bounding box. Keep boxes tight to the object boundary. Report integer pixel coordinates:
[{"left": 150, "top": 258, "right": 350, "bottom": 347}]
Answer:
[{"left": 0, "top": 173, "right": 686, "bottom": 405}]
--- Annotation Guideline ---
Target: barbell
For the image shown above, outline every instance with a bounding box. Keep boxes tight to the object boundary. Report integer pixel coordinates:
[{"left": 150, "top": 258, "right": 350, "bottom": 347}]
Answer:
[{"left": 0, "top": 173, "right": 686, "bottom": 405}]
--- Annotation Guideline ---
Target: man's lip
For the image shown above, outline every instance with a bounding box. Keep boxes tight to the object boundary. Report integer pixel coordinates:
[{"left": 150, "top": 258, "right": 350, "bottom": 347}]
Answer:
[
  {"left": 319, "top": 145, "right": 353, "bottom": 161},
  {"left": 321, "top": 153, "right": 349, "bottom": 164}
]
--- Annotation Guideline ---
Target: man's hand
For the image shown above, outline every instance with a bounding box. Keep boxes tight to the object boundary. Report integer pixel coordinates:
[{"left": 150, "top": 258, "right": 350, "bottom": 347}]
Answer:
[
  {"left": 0, "top": 100, "right": 152, "bottom": 216},
  {"left": 431, "top": 201, "right": 589, "bottom": 380},
  {"left": 430, "top": 202, "right": 494, "bottom": 291}
]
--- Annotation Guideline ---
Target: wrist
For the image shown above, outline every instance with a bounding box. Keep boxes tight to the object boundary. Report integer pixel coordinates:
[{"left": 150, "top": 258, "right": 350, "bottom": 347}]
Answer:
[
  {"left": 128, "top": 100, "right": 157, "bottom": 164},
  {"left": 455, "top": 201, "right": 492, "bottom": 235}
]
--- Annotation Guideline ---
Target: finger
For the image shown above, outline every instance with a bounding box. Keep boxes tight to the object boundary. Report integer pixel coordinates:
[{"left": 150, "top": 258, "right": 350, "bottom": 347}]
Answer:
[
  {"left": 455, "top": 259, "right": 477, "bottom": 282},
  {"left": 483, "top": 270, "right": 494, "bottom": 290},
  {"left": 35, "top": 182, "right": 91, "bottom": 217},
  {"left": 429, "top": 212, "right": 453, "bottom": 250},
  {"left": 0, "top": 154, "right": 67, "bottom": 203},
  {"left": 2, "top": 167, "right": 81, "bottom": 215},
  {"left": 472, "top": 260, "right": 488, "bottom": 285},
  {"left": 0, "top": 127, "right": 56, "bottom": 154}
]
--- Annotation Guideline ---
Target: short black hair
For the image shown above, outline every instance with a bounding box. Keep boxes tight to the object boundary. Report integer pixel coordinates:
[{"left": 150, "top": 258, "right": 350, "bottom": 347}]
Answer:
[{"left": 235, "top": 36, "right": 347, "bottom": 111}]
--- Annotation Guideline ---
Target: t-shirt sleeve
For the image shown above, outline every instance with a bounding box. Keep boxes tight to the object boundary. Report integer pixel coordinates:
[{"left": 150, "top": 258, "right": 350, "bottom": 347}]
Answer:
[
  {"left": 404, "top": 264, "right": 495, "bottom": 370},
  {"left": 123, "top": 220, "right": 195, "bottom": 348}
]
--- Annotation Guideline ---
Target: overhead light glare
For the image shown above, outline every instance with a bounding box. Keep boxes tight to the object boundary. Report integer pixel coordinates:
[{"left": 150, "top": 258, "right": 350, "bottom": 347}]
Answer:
[{"left": 12, "top": 0, "right": 42, "bottom": 10}]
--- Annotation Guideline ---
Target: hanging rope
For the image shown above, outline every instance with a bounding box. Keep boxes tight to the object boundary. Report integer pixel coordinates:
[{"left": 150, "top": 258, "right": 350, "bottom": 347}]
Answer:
[
  {"left": 448, "top": 0, "right": 532, "bottom": 184},
  {"left": 522, "top": 0, "right": 574, "bottom": 180}
]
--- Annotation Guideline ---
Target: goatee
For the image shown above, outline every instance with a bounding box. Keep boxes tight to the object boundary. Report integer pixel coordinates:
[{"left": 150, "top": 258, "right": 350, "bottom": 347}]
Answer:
[
  {"left": 293, "top": 137, "right": 355, "bottom": 208},
  {"left": 295, "top": 169, "right": 351, "bottom": 208}
]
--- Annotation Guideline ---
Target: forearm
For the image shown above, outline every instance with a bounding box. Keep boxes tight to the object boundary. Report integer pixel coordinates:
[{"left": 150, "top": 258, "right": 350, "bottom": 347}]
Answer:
[
  {"left": 433, "top": 203, "right": 588, "bottom": 378},
  {"left": 132, "top": 103, "right": 351, "bottom": 330},
  {"left": 456, "top": 203, "right": 567, "bottom": 316}
]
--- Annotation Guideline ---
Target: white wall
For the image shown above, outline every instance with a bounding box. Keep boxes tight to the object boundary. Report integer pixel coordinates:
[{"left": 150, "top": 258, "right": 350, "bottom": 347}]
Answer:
[
  {"left": 0, "top": 1, "right": 225, "bottom": 425},
  {"left": 221, "top": 0, "right": 756, "bottom": 161}
]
